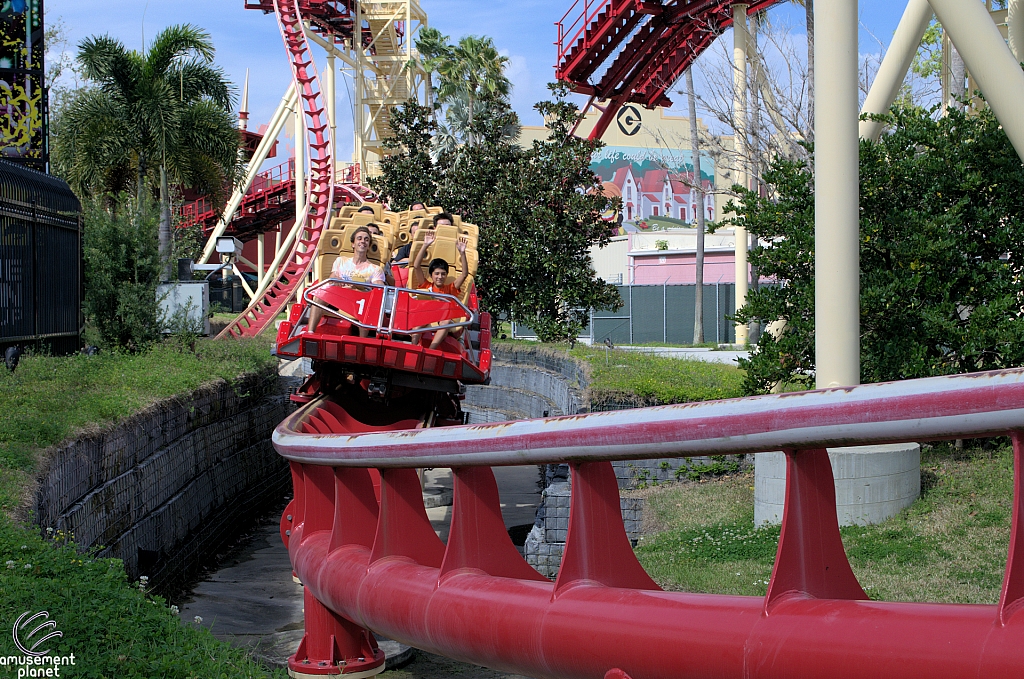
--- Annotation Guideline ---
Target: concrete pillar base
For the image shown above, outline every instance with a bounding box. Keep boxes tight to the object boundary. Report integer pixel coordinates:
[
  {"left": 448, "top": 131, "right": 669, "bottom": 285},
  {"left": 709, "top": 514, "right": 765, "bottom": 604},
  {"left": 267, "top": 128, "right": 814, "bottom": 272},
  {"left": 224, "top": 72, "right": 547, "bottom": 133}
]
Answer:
[{"left": 754, "top": 444, "right": 920, "bottom": 527}]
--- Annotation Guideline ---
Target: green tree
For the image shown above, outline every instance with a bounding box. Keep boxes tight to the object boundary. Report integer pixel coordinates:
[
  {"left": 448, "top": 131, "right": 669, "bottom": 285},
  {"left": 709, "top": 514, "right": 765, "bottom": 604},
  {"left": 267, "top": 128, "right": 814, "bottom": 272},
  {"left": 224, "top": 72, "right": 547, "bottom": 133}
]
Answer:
[
  {"left": 474, "top": 84, "right": 621, "bottom": 342},
  {"left": 52, "top": 24, "right": 241, "bottom": 279},
  {"left": 731, "top": 104, "right": 1024, "bottom": 394},
  {"left": 82, "top": 193, "right": 163, "bottom": 351},
  {"left": 371, "top": 83, "right": 620, "bottom": 342},
  {"left": 367, "top": 100, "right": 438, "bottom": 209}
]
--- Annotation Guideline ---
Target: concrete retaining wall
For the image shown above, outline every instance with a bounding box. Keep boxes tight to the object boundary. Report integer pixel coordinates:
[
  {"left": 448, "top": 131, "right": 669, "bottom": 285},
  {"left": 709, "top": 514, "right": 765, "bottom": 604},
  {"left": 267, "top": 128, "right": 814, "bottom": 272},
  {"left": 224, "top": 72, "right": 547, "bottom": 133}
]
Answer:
[{"left": 29, "top": 368, "right": 292, "bottom": 587}]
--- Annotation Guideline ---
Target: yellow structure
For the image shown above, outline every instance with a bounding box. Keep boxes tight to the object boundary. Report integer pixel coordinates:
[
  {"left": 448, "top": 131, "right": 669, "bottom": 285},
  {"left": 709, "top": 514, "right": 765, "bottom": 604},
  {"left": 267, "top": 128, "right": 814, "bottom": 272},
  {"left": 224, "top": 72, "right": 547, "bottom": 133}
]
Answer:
[{"left": 305, "top": 0, "right": 433, "bottom": 176}]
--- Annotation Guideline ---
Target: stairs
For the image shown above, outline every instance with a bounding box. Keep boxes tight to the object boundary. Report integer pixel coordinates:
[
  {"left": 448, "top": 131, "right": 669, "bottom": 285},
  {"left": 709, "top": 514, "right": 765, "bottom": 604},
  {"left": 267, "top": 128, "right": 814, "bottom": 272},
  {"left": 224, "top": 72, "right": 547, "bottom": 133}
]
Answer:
[{"left": 554, "top": 0, "right": 786, "bottom": 139}]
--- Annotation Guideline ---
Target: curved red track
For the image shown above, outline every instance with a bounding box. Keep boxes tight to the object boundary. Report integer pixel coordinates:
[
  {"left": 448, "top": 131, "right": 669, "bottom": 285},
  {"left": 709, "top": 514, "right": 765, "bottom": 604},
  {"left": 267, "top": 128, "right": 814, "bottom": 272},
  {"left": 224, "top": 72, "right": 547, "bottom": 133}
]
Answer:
[
  {"left": 218, "top": 0, "right": 335, "bottom": 339},
  {"left": 555, "top": 0, "right": 784, "bottom": 139}
]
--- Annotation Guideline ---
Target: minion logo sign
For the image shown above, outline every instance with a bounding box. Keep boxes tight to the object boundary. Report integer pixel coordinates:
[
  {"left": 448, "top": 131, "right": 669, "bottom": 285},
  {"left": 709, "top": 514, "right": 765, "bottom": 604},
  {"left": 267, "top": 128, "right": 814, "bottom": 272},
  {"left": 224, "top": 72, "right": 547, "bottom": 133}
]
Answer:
[{"left": 616, "top": 105, "right": 642, "bottom": 136}]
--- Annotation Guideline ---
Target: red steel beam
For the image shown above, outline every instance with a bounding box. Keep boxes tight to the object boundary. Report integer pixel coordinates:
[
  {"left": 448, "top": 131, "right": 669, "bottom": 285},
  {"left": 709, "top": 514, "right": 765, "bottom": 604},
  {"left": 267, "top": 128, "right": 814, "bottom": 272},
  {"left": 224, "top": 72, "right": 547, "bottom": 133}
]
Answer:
[
  {"left": 555, "top": 0, "right": 786, "bottom": 140},
  {"left": 274, "top": 368, "right": 1024, "bottom": 466},
  {"left": 275, "top": 370, "right": 1024, "bottom": 677}
]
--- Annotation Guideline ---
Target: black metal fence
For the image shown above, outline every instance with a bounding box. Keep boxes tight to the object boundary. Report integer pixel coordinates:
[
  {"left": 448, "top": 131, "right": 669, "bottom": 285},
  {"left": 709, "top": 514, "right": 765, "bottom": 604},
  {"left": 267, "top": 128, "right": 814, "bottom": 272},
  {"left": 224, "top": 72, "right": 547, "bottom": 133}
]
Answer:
[
  {"left": 0, "top": 160, "right": 82, "bottom": 354},
  {"left": 513, "top": 283, "right": 737, "bottom": 345}
]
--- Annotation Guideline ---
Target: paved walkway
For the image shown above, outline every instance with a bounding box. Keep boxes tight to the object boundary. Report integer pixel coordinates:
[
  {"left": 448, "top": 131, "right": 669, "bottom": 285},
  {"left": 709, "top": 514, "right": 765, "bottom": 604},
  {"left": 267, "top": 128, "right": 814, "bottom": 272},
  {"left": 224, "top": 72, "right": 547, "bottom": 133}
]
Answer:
[{"left": 613, "top": 345, "right": 749, "bottom": 366}]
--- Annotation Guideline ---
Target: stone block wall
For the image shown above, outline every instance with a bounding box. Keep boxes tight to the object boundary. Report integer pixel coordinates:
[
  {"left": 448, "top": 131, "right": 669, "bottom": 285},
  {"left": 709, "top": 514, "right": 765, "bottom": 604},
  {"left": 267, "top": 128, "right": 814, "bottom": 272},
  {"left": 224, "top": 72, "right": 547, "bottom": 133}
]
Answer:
[
  {"left": 29, "top": 368, "right": 293, "bottom": 588},
  {"left": 524, "top": 479, "right": 645, "bottom": 578}
]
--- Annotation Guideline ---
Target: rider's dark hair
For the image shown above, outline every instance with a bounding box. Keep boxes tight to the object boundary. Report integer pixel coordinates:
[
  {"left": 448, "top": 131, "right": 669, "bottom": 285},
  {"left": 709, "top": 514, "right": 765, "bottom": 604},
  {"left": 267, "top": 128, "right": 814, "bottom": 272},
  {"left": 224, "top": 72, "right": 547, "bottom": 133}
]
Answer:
[
  {"left": 433, "top": 212, "right": 454, "bottom": 227},
  {"left": 428, "top": 258, "right": 450, "bottom": 275},
  {"left": 350, "top": 225, "right": 372, "bottom": 243}
]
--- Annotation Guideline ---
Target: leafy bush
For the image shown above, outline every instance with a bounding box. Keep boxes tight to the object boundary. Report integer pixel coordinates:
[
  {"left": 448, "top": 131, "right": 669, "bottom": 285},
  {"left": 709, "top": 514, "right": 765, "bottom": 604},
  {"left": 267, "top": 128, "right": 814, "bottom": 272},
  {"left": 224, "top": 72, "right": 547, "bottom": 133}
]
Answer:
[
  {"left": 82, "top": 194, "right": 163, "bottom": 351},
  {"left": 729, "top": 104, "right": 1024, "bottom": 393}
]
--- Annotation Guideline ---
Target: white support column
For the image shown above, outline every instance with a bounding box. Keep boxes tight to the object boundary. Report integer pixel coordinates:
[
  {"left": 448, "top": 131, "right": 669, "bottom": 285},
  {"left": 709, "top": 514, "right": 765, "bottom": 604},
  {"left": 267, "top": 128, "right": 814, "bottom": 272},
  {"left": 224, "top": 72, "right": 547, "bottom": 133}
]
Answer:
[
  {"left": 199, "top": 83, "right": 297, "bottom": 264},
  {"left": 732, "top": 3, "right": 749, "bottom": 346},
  {"left": 294, "top": 98, "right": 306, "bottom": 223},
  {"left": 257, "top": 232, "right": 265, "bottom": 288},
  {"left": 814, "top": 0, "right": 860, "bottom": 389},
  {"left": 1010, "top": 0, "right": 1023, "bottom": 62},
  {"left": 354, "top": 6, "right": 365, "bottom": 169},
  {"left": 326, "top": 53, "right": 337, "bottom": 186},
  {"left": 859, "top": 0, "right": 933, "bottom": 141},
  {"left": 931, "top": 0, "right": 1024, "bottom": 163}
]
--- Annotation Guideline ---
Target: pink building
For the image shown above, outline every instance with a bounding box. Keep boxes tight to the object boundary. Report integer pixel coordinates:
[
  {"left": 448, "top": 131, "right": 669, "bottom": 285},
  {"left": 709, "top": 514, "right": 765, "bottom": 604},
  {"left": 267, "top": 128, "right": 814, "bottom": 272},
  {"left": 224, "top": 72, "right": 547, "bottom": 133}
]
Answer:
[{"left": 625, "top": 231, "right": 771, "bottom": 286}]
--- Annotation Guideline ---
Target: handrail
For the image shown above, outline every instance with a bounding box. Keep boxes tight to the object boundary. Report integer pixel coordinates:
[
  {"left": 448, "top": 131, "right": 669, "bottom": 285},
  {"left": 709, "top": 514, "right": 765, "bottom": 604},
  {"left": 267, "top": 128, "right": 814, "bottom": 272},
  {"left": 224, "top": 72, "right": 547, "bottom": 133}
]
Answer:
[
  {"left": 301, "top": 278, "right": 475, "bottom": 337},
  {"left": 275, "top": 367, "right": 1024, "bottom": 466},
  {"left": 555, "top": 0, "right": 605, "bottom": 65},
  {"left": 276, "top": 367, "right": 1024, "bottom": 678}
]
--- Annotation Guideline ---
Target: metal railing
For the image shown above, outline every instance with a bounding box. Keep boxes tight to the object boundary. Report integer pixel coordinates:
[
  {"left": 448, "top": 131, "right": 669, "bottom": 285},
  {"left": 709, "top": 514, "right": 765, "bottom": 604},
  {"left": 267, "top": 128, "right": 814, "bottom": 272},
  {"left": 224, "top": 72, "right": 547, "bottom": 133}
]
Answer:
[
  {"left": 274, "top": 368, "right": 1024, "bottom": 678},
  {"left": 555, "top": 0, "right": 608, "bottom": 67},
  {"left": 302, "top": 279, "right": 475, "bottom": 339}
]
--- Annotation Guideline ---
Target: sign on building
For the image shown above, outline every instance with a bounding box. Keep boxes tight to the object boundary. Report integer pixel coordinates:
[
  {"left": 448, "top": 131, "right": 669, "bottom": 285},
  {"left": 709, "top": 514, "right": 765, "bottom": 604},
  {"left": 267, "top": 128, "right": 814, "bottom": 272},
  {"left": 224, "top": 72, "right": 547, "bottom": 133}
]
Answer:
[{"left": 0, "top": 0, "right": 46, "bottom": 171}]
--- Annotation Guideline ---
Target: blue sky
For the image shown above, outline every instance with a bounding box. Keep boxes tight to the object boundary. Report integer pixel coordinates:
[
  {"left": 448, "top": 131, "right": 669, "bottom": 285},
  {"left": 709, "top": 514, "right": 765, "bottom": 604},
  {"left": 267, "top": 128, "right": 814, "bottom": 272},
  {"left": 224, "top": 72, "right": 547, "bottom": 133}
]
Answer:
[{"left": 47, "top": 0, "right": 912, "bottom": 161}]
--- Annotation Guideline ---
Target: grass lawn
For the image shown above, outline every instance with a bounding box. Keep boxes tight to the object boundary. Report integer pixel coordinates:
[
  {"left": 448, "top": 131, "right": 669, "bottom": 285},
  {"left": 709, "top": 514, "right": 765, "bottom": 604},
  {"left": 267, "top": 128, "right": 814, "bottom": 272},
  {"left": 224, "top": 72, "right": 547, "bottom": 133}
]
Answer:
[
  {"left": 568, "top": 344, "right": 746, "bottom": 405},
  {"left": 0, "top": 518, "right": 286, "bottom": 678},
  {"left": 634, "top": 442, "right": 1013, "bottom": 604},
  {"left": 0, "top": 338, "right": 277, "bottom": 513},
  {"left": 0, "top": 338, "right": 283, "bottom": 677}
]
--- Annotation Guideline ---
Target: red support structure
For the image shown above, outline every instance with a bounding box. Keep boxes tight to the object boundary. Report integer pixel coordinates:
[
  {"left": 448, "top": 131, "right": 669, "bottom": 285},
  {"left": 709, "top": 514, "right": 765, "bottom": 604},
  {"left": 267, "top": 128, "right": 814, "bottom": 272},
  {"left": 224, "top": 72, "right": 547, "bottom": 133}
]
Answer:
[
  {"left": 216, "top": 0, "right": 335, "bottom": 339},
  {"left": 554, "top": 0, "right": 785, "bottom": 140},
  {"left": 274, "top": 369, "right": 1024, "bottom": 678}
]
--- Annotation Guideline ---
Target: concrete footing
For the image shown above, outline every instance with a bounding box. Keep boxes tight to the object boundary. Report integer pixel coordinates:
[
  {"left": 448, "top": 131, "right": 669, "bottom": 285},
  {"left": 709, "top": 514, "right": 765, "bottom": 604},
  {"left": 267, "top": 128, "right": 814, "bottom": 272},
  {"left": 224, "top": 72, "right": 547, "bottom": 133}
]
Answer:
[{"left": 754, "top": 443, "right": 921, "bottom": 526}]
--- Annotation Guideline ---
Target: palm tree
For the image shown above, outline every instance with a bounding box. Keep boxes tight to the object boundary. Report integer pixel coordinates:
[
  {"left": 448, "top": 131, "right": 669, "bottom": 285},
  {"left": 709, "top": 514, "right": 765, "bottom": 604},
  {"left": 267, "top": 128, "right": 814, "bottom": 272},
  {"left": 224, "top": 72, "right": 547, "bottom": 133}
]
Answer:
[
  {"left": 417, "top": 28, "right": 511, "bottom": 147},
  {"left": 53, "top": 24, "right": 241, "bottom": 279}
]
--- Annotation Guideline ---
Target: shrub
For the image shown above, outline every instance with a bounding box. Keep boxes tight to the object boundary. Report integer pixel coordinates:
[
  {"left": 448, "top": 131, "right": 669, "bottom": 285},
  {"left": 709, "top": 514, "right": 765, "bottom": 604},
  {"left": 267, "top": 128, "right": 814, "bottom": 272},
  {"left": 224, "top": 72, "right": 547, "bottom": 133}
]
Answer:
[{"left": 83, "top": 194, "right": 163, "bottom": 351}]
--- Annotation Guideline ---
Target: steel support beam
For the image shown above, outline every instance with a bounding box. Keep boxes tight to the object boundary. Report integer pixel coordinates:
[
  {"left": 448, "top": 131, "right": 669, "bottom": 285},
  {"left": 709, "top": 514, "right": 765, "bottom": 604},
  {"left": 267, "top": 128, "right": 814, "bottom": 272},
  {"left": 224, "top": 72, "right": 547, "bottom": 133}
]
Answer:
[
  {"left": 859, "top": 0, "right": 933, "bottom": 142},
  {"left": 814, "top": 0, "right": 860, "bottom": 389},
  {"left": 931, "top": 0, "right": 1024, "bottom": 163},
  {"left": 199, "top": 83, "right": 297, "bottom": 264}
]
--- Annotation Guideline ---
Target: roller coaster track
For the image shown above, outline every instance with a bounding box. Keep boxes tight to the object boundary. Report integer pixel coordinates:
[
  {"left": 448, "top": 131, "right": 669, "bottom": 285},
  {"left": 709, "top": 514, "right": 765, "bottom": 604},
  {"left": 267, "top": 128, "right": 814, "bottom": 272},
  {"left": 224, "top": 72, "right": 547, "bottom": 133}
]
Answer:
[
  {"left": 277, "top": 369, "right": 1024, "bottom": 678},
  {"left": 555, "top": 0, "right": 784, "bottom": 140},
  {"left": 216, "top": 0, "right": 334, "bottom": 339}
]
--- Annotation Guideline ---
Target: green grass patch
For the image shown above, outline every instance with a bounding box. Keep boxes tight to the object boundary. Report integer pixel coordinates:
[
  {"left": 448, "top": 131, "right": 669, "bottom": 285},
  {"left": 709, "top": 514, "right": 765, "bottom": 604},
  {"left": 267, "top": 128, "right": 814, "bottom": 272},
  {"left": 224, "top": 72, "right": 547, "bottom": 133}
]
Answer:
[
  {"left": 0, "top": 517, "right": 284, "bottom": 678},
  {"left": 569, "top": 345, "right": 745, "bottom": 404},
  {"left": 0, "top": 339, "right": 277, "bottom": 512},
  {"left": 634, "top": 443, "right": 1014, "bottom": 603}
]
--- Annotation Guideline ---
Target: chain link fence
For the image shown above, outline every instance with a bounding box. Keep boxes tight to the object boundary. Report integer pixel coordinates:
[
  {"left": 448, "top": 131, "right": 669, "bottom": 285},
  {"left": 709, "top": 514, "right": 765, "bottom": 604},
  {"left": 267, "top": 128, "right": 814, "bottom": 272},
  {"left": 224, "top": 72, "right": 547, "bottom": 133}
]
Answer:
[{"left": 513, "top": 283, "right": 737, "bottom": 345}]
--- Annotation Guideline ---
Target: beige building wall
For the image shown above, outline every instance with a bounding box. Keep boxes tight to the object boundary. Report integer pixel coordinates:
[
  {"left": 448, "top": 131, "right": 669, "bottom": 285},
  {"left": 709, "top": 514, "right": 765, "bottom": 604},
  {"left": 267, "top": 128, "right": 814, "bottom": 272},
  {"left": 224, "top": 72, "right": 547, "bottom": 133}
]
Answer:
[
  {"left": 520, "top": 105, "right": 735, "bottom": 221},
  {"left": 589, "top": 236, "right": 630, "bottom": 285}
]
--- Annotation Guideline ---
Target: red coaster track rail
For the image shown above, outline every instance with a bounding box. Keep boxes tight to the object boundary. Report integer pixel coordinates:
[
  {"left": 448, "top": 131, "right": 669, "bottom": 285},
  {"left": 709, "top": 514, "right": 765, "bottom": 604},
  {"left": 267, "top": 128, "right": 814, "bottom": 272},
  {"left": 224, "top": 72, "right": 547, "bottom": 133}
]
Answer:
[
  {"left": 276, "top": 368, "right": 1024, "bottom": 678},
  {"left": 555, "top": 0, "right": 784, "bottom": 140},
  {"left": 217, "top": 0, "right": 335, "bottom": 339}
]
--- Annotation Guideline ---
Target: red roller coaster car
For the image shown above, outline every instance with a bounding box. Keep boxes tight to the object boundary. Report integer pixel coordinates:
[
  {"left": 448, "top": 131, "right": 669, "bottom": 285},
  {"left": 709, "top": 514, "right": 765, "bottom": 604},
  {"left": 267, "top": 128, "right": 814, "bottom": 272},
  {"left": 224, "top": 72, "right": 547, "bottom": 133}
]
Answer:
[{"left": 276, "top": 247, "right": 492, "bottom": 425}]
